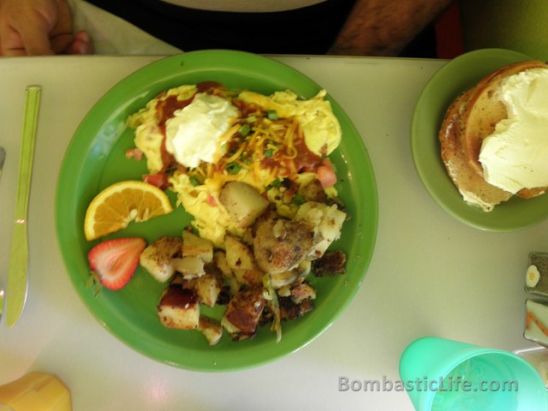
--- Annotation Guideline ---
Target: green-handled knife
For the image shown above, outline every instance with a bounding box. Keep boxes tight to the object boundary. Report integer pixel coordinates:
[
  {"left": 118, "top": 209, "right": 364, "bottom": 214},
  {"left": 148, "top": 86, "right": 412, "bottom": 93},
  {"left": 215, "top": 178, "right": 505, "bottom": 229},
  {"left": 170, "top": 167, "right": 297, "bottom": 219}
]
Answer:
[
  {"left": 0, "top": 147, "right": 5, "bottom": 319},
  {"left": 6, "top": 86, "right": 41, "bottom": 327}
]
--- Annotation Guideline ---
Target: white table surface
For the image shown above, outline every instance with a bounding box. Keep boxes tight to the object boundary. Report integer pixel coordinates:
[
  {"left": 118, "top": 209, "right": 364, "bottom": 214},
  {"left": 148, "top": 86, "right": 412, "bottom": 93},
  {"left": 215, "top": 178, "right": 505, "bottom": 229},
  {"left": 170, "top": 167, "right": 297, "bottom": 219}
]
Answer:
[{"left": 0, "top": 54, "right": 545, "bottom": 411}]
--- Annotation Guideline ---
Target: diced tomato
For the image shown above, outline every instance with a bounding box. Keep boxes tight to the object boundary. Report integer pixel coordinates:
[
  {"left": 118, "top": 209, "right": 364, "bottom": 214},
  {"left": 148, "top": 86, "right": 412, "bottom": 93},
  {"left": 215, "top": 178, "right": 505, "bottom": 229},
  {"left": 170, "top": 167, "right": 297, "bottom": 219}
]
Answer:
[
  {"left": 316, "top": 159, "right": 337, "bottom": 188},
  {"left": 206, "top": 194, "right": 217, "bottom": 207},
  {"left": 144, "top": 173, "right": 169, "bottom": 189}
]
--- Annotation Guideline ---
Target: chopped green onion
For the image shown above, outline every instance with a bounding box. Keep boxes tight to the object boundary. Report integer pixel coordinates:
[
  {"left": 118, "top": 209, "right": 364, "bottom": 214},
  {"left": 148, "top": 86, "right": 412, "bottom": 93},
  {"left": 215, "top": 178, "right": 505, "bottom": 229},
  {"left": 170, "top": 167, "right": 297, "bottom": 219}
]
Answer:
[
  {"left": 266, "top": 110, "right": 279, "bottom": 120},
  {"left": 293, "top": 193, "right": 305, "bottom": 206},
  {"left": 268, "top": 178, "right": 282, "bottom": 189},
  {"left": 189, "top": 175, "right": 202, "bottom": 186},
  {"left": 226, "top": 162, "right": 241, "bottom": 175},
  {"left": 264, "top": 148, "right": 274, "bottom": 158},
  {"left": 239, "top": 123, "right": 251, "bottom": 137},
  {"left": 246, "top": 115, "right": 257, "bottom": 123}
]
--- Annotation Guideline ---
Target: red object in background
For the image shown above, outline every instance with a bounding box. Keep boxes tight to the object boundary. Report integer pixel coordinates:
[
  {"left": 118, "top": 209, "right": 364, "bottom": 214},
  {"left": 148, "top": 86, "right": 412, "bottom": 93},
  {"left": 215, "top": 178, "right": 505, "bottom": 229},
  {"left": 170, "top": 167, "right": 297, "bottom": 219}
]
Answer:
[{"left": 435, "top": 2, "right": 464, "bottom": 59}]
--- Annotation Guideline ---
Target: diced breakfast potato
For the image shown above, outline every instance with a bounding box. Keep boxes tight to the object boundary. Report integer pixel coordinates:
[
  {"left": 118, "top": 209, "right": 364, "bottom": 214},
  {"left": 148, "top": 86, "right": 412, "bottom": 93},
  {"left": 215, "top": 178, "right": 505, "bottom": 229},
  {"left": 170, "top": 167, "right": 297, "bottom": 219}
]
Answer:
[
  {"left": 224, "top": 235, "right": 256, "bottom": 271},
  {"left": 192, "top": 274, "right": 222, "bottom": 307},
  {"left": 182, "top": 230, "right": 213, "bottom": 263},
  {"left": 199, "top": 316, "right": 223, "bottom": 346},
  {"left": 222, "top": 287, "right": 265, "bottom": 339},
  {"left": 158, "top": 286, "right": 200, "bottom": 330},
  {"left": 300, "top": 180, "right": 327, "bottom": 203},
  {"left": 214, "top": 251, "right": 239, "bottom": 294},
  {"left": 219, "top": 182, "right": 269, "bottom": 227},
  {"left": 295, "top": 202, "right": 346, "bottom": 259},
  {"left": 171, "top": 256, "right": 205, "bottom": 279},
  {"left": 291, "top": 282, "right": 316, "bottom": 304},
  {"left": 140, "top": 236, "right": 183, "bottom": 282},
  {"left": 233, "top": 267, "right": 264, "bottom": 286},
  {"left": 214, "top": 251, "right": 232, "bottom": 278},
  {"left": 279, "top": 296, "right": 314, "bottom": 321},
  {"left": 311, "top": 250, "right": 346, "bottom": 277}
]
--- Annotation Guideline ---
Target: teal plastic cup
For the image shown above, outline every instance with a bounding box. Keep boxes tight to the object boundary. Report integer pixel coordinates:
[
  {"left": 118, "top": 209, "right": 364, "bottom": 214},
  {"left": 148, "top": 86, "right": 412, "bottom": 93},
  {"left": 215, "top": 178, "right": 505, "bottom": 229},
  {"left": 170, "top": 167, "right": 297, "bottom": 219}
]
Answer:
[{"left": 399, "top": 337, "right": 547, "bottom": 411}]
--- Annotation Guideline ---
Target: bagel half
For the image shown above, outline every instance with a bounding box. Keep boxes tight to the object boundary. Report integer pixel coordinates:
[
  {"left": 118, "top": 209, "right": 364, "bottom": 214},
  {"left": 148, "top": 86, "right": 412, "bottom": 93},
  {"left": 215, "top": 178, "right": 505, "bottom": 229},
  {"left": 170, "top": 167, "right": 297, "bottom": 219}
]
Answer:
[{"left": 439, "top": 60, "right": 548, "bottom": 211}]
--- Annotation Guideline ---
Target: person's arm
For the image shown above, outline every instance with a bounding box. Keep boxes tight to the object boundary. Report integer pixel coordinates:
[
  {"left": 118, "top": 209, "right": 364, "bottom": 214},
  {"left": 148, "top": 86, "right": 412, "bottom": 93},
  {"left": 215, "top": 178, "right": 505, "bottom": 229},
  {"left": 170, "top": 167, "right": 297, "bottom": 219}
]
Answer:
[
  {"left": 330, "top": 0, "right": 452, "bottom": 56},
  {"left": 0, "top": 0, "right": 91, "bottom": 56}
]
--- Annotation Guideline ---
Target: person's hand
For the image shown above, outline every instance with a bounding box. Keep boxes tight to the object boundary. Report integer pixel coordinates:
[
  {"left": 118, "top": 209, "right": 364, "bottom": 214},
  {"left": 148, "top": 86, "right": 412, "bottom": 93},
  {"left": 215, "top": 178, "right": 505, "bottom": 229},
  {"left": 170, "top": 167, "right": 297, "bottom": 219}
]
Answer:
[{"left": 0, "top": 0, "right": 92, "bottom": 56}]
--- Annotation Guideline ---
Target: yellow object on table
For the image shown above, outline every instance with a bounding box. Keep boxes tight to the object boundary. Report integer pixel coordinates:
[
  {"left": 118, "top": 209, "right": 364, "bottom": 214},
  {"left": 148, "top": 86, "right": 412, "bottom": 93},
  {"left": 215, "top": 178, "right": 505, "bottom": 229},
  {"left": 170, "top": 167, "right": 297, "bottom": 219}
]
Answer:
[{"left": 0, "top": 372, "right": 71, "bottom": 411}]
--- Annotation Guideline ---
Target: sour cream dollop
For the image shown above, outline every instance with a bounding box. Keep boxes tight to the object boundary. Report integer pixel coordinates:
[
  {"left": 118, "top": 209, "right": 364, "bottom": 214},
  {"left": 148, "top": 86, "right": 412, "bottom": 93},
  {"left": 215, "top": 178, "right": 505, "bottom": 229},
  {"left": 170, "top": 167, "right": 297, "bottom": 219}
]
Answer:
[
  {"left": 165, "top": 93, "right": 239, "bottom": 168},
  {"left": 479, "top": 68, "right": 548, "bottom": 194}
]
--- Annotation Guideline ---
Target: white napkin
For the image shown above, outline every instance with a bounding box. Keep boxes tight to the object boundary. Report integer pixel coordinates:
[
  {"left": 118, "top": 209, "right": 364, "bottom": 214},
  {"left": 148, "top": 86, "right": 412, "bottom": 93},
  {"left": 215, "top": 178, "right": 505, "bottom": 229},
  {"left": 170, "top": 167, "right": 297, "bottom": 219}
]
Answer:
[{"left": 69, "top": 0, "right": 182, "bottom": 55}]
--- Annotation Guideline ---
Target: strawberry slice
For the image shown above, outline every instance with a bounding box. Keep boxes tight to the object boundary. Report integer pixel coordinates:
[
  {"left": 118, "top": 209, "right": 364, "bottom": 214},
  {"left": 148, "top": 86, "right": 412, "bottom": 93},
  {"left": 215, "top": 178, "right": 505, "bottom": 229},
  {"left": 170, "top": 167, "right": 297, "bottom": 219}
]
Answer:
[{"left": 88, "top": 237, "right": 147, "bottom": 290}]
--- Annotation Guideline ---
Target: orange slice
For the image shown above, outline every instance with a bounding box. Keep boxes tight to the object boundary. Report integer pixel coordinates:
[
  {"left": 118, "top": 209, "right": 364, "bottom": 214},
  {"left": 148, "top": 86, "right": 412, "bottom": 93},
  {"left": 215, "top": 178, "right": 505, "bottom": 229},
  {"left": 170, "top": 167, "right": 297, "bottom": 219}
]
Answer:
[{"left": 84, "top": 180, "right": 173, "bottom": 241}]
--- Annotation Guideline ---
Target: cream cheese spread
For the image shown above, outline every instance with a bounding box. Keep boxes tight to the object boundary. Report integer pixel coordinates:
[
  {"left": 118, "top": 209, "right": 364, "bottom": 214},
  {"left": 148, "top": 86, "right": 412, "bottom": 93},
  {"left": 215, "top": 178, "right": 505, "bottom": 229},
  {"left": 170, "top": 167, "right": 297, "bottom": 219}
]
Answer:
[
  {"left": 165, "top": 93, "right": 239, "bottom": 168},
  {"left": 479, "top": 68, "right": 548, "bottom": 194}
]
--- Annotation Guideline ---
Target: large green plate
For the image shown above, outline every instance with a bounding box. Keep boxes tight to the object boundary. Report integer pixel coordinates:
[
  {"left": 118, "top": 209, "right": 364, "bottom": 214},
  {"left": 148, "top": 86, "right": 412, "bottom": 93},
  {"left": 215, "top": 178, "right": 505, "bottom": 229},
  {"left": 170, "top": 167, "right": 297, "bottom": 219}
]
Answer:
[
  {"left": 56, "top": 50, "right": 378, "bottom": 371},
  {"left": 412, "top": 48, "right": 548, "bottom": 231}
]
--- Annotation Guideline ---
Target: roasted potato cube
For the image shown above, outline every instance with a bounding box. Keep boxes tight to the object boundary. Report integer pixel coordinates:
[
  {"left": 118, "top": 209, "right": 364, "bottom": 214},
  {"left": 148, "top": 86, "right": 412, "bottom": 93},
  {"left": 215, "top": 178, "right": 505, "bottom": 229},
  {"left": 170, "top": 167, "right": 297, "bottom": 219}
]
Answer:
[
  {"left": 193, "top": 274, "right": 222, "bottom": 307},
  {"left": 312, "top": 250, "right": 346, "bottom": 277},
  {"left": 225, "top": 235, "right": 256, "bottom": 271},
  {"left": 233, "top": 268, "right": 264, "bottom": 286},
  {"left": 295, "top": 202, "right": 346, "bottom": 259},
  {"left": 300, "top": 179, "right": 327, "bottom": 203},
  {"left": 291, "top": 282, "right": 316, "bottom": 304},
  {"left": 172, "top": 256, "right": 205, "bottom": 279},
  {"left": 214, "top": 251, "right": 240, "bottom": 293},
  {"left": 199, "top": 316, "right": 223, "bottom": 346},
  {"left": 219, "top": 182, "right": 269, "bottom": 227},
  {"left": 214, "top": 251, "right": 232, "bottom": 278},
  {"left": 182, "top": 230, "right": 213, "bottom": 263},
  {"left": 157, "top": 286, "right": 199, "bottom": 330},
  {"left": 279, "top": 296, "right": 314, "bottom": 321},
  {"left": 222, "top": 287, "right": 265, "bottom": 338},
  {"left": 140, "top": 236, "right": 183, "bottom": 282}
]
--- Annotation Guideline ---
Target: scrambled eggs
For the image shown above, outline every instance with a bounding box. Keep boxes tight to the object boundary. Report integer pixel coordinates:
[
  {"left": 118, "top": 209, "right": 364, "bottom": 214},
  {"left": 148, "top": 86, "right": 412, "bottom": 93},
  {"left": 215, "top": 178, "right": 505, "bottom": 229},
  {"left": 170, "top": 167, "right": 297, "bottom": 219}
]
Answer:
[{"left": 127, "top": 82, "right": 342, "bottom": 245}]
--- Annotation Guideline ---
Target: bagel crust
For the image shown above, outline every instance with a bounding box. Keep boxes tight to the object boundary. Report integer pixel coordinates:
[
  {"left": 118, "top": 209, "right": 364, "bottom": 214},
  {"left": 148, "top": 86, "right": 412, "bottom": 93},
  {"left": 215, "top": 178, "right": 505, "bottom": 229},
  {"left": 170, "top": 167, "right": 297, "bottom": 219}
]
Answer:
[{"left": 439, "top": 89, "right": 512, "bottom": 212}]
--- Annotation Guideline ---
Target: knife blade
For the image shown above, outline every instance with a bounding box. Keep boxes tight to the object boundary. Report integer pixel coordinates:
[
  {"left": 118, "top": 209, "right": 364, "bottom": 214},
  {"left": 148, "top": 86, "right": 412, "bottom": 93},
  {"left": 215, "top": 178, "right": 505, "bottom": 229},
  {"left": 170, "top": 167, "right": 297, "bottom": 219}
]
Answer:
[
  {"left": 0, "top": 146, "right": 5, "bottom": 319},
  {"left": 6, "top": 86, "right": 41, "bottom": 327},
  {"left": 0, "top": 147, "right": 5, "bottom": 179}
]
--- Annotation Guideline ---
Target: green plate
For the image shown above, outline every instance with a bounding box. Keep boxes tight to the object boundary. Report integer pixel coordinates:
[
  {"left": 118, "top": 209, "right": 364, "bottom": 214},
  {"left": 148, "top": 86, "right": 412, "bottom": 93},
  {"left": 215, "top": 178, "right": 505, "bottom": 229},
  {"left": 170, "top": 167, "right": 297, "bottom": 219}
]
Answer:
[
  {"left": 412, "top": 48, "right": 548, "bottom": 231},
  {"left": 55, "top": 50, "right": 378, "bottom": 371}
]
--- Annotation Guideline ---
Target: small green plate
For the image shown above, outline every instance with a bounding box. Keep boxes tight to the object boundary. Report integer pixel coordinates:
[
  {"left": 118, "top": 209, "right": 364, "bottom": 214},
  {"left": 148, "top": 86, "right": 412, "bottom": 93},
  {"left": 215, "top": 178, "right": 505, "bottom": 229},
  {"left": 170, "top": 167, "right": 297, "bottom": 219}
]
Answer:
[
  {"left": 55, "top": 50, "right": 378, "bottom": 371},
  {"left": 411, "top": 48, "right": 548, "bottom": 231}
]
